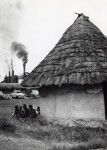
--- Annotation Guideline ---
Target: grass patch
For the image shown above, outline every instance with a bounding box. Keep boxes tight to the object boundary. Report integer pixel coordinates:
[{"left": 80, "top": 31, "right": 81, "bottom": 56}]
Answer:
[
  {"left": 16, "top": 116, "right": 107, "bottom": 143},
  {"left": 0, "top": 99, "right": 107, "bottom": 149},
  {"left": 0, "top": 116, "right": 106, "bottom": 150},
  {"left": 49, "top": 140, "right": 106, "bottom": 150}
]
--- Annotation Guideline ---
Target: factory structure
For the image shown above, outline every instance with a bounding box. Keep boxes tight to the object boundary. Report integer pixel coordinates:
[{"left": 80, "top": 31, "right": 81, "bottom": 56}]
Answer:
[{"left": 2, "top": 59, "right": 29, "bottom": 84}]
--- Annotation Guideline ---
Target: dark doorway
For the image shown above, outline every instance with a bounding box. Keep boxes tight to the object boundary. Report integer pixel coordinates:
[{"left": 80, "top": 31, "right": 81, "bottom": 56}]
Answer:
[{"left": 103, "top": 82, "right": 107, "bottom": 119}]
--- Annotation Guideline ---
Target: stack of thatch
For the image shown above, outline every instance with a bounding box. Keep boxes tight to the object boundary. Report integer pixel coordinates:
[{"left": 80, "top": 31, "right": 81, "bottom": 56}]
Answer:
[{"left": 22, "top": 14, "right": 107, "bottom": 88}]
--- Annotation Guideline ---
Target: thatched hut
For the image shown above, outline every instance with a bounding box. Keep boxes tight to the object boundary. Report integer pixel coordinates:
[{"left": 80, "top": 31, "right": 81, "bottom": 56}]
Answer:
[
  {"left": 22, "top": 14, "right": 107, "bottom": 120},
  {"left": 0, "top": 83, "right": 24, "bottom": 93}
]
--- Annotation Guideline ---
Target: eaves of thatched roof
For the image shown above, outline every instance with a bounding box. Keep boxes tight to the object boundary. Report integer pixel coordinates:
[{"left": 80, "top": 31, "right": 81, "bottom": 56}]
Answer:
[{"left": 22, "top": 14, "right": 107, "bottom": 88}]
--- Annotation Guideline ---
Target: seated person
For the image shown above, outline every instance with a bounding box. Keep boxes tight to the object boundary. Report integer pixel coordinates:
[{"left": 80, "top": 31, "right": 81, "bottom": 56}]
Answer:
[
  {"left": 29, "top": 105, "right": 37, "bottom": 118},
  {"left": 14, "top": 105, "right": 19, "bottom": 118},
  {"left": 36, "top": 106, "right": 40, "bottom": 115},
  {"left": 19, "top": 106, "right": 24, "bottom": 118},
  {"left": 23, "top": 104, "right": 29, "bottom": 118}
]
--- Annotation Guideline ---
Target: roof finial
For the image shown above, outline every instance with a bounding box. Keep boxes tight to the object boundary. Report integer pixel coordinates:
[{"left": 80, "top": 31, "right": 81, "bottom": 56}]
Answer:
[{"left": 75, "top": 12, "right": 83, "bottom": 17}]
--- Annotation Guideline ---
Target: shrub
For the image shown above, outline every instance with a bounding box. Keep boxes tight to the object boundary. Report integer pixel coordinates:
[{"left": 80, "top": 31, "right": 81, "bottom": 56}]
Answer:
[{"left": 0, "top": 118, "right": 16, "bottom": 133}]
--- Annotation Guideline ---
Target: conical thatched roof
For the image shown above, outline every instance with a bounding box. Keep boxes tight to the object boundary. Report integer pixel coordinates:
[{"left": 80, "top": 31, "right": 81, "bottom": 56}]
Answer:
[{"left": 22, "top": 14, "right": 107, "bottom": 88}]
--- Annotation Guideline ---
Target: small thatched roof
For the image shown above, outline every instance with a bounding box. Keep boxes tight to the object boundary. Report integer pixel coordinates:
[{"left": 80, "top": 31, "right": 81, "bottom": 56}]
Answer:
[
  {"left": 22, "top": 14, "right": 107, "bottom": 88},
  {"left": 0, "top": 83, "right": 24, "bottom": 90}
]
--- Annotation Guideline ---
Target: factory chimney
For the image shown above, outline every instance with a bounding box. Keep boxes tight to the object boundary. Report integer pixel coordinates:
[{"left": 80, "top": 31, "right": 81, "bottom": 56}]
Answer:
[
  {"left": 9, "top": 70, "right": 10, "bottom": 77},
  {"left": 11, "top": 59, "right": 14, "bottom": 83},
  {"left": 23, "top": 63, "right": 26, "bottom": 76}
]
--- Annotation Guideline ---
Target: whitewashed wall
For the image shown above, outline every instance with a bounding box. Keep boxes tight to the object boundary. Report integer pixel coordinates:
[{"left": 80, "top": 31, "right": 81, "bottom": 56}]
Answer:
[{"left": 35, "top": 87, "right": 105, "bottom": 120}]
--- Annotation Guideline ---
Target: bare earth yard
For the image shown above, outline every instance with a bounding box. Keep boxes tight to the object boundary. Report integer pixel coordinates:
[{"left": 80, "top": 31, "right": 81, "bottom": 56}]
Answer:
[{"left": 0, "top": 98, "right": 107, "bottom": 150}]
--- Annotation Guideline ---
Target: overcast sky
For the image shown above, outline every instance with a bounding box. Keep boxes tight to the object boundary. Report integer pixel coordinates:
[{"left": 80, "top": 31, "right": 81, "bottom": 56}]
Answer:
[{"left": 0, "top": 0, "right": 107, "bottom": 81}]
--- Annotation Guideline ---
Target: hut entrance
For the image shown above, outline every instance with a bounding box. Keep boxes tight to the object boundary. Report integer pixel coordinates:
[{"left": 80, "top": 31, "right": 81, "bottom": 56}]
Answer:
[{"left": 103, "top": 82, "right": 107, "bottom": 119}]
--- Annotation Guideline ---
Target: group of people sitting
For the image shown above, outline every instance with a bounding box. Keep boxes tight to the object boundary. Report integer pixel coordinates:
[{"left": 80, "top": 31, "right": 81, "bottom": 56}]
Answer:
[{"left": 14, "top": 104, "right": 40, "bottom": 119}]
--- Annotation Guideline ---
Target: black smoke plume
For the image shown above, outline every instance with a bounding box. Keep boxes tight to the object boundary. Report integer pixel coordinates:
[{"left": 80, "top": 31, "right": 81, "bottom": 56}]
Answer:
[{"left": 11, "top": 41, "right": 28, "bottom": 75}]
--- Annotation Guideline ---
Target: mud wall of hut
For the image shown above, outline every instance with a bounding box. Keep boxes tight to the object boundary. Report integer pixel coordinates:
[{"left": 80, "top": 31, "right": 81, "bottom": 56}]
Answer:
[{"left": 37, "top": 86, "right": 105, "bottom": 120}]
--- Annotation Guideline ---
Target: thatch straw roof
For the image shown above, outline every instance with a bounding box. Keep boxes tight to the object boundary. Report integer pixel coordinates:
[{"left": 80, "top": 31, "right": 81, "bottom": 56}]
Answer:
[
  {"left": 0, "top": 83, "right": 24, "bottom": 90},
  {"left": 22, "top": 14, "right": 107, "bottom": 88}
]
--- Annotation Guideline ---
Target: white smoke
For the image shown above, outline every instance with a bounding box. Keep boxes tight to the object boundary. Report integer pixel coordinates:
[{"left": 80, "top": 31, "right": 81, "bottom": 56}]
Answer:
[{"left": 0, "top": 0, "right": 24, "bottom": 80}]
